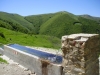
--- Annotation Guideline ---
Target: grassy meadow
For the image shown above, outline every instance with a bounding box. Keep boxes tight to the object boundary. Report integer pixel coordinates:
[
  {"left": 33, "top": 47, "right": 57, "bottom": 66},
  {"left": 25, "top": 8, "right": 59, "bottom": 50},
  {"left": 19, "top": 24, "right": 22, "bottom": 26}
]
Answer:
[{"left": 0, "top": 27, "right": 61, "bottom": 49}]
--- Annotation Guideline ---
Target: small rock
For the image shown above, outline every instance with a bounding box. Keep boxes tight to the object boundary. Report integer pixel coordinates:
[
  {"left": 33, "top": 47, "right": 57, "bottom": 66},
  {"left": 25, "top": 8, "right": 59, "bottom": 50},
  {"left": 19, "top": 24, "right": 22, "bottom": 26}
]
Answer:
[
  {"left": 16, "top": 63, "right": 19, "bottom": 65},
  {"left": 31, "top": 71, "right": 35, "bottom": 74},
  {"left": 24, "top": 68, "right": 29, "bottom": 71}
]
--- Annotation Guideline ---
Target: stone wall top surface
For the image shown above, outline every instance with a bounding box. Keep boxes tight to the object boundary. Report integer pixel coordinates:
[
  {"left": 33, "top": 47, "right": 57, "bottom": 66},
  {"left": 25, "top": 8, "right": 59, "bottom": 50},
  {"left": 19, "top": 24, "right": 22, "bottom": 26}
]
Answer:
[{"left": 62, "top": 33, "right": 98, "bottom": 41}]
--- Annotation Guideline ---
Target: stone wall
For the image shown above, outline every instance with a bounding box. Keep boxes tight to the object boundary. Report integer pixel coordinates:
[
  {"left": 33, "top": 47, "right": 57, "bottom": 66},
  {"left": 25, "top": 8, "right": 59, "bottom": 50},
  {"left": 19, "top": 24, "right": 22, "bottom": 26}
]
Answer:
[{"left": 61, "top": 33, "right": 100, "bottom": 75}]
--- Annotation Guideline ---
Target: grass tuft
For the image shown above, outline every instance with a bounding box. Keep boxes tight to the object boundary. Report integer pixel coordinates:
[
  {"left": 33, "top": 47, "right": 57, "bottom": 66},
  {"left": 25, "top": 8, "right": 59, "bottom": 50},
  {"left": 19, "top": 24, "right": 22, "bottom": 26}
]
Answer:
[{"left": 0, "top": 57, "right": 8, "bottom": 64}]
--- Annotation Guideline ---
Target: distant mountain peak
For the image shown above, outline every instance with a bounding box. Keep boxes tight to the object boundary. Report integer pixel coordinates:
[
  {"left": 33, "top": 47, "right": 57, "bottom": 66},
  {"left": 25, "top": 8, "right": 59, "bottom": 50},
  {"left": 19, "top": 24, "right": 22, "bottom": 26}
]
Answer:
[
  {"left": 79, "top": 14, "right": 100, "bottom": 22},
  {"left": 0, "top": 11, "right": 100, "bottom": 38}
]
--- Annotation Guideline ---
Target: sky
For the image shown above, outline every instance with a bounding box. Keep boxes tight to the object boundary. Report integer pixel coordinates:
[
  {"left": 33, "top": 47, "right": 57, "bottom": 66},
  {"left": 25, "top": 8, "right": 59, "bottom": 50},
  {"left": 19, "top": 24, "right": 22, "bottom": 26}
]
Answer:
[{"left": 0, "top": 0, "right": 100, "bottom": 17}]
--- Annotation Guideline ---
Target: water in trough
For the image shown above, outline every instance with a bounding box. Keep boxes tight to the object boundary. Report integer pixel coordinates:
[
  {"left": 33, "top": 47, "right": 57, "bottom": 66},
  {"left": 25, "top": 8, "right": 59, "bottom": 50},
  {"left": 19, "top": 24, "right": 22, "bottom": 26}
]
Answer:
[{"left": 8, "top": 44, "right": 62, "bottom": 64}]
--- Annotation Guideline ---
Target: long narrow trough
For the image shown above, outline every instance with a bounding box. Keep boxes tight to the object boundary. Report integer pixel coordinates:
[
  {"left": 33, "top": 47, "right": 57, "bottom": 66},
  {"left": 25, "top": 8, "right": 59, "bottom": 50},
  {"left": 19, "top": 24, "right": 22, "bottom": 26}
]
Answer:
[
  {"left": 8, "top": 44, "right": 62, "bottom": 64},
  {"left": 3, "top": 44, "right": 63, "bottom": 75}
]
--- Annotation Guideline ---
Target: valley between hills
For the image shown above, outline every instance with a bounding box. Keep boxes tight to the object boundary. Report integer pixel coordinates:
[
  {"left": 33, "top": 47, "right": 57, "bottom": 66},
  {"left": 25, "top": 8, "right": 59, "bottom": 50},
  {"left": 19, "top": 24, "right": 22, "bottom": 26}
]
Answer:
[{"left": 0, "top": 11, "right": 100, "bottom": 49}]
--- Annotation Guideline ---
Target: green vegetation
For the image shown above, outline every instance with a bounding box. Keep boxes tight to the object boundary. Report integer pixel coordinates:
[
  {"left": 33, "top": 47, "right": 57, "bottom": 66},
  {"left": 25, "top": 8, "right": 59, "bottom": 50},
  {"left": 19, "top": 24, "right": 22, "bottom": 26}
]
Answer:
[
  {"left": 0, "top": 57, "right": 8, "bottom": 63},
  {"left": 39, "top": 12, "right": 79, "bottom": 37},
  {"left": 25, "top": 11, "right": 80, "bottom": 36},
  {"left": 0, "top": 12, "right": 34, "bottom": 33},
  {"left": 0, "top": 32, "right": 5, "bottom": 38},
  {"left": 0, "top": 11, "right": 100, "bottom": 49},
  {"left": 24, "top": 13, "right": 56, "bottom": 34},
  {"left": 25, "top": 11, "right": 100, "bottom": 38},
  {"left": 0, "top": 27, "right": 61, "bottom": 49},
  {"left": 78, "top": 17, "right": 100, "bottom": 33},
  {"left": 79, "top": 14, "right": 100, "bottom": 23}
]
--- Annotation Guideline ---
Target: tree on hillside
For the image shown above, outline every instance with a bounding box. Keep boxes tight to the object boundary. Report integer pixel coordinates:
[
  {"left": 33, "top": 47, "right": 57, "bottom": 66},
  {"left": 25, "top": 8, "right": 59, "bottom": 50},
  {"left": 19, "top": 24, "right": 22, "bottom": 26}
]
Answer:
[{"left": 0, "top": 32, "right": 5, "bottom": 38}]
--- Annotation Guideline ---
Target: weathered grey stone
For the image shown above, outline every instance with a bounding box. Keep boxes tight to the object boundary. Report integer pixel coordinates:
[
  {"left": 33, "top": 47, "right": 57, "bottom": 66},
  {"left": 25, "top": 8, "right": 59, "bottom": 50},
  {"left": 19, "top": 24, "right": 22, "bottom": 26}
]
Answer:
[{"left": 61, "top": 33, "right": 100, "bottom": 75}]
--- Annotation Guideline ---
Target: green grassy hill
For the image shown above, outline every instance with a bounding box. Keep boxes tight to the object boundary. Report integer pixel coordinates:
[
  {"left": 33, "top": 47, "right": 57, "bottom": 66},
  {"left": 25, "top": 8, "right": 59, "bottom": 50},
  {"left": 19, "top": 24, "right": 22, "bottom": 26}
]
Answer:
[
  {"left": 0, "top": 11, "right": 100, "bottom": 48},
  {"left": 25, "top": 11, "right": 100, "bottom": 38},
  {"left": 1, "top": 11, "right": 100, "bottom": 38},
  {"left": 78, "top": 16, "right": 100, "bottom": 33},
  {"left": 0, "top": 27, "right": 60, "bottom": 49},
  {"left": 79, "top": 14, "right": 100, "bottom": 23},
  {"left": 24, "top": 13, "right": 56, "bottom": 34},
  {"left": 0, "top": 12, "right": 34, "bottom": 33},
  {"left": 39, "top": 12, "right": 80, "bottom": 38}
]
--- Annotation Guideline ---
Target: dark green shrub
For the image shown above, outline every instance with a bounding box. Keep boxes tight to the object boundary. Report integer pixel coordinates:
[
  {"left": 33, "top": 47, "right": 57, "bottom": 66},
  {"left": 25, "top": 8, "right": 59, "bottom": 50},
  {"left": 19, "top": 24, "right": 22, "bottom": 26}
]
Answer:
[{"left": 0, "top": 32, "right": 5, "bottom": 38}]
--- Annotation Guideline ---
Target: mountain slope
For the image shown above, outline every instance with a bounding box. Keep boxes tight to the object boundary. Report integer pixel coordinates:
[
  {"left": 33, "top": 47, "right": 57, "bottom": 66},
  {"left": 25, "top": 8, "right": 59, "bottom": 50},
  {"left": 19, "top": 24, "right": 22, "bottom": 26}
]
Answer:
[
  {"left": 79, "top": 14, "right": 100, "bottom": 23},
  {"left": 0, "top": 11, "right": 100, "bottom": 38},
  {"left": 25, "top": 13, "right": 56, "bottom": 34},
  {"left": 25, "top": 11, "right": 80, "bottom": 35},
  {"left": 26, "top": 11, "right": 100, "bottom": 38},
  {"left": 0, "top": 27, "right": 60, "bottom": 49},
  {"left": 39, "top": 12, "right": 81, "bottom": 37},
  {"left": 0, "top": 12, "right": 34, "bottom": 33},
  {"left": 78, "top": 16, "right": 100, "bottom": 33}
]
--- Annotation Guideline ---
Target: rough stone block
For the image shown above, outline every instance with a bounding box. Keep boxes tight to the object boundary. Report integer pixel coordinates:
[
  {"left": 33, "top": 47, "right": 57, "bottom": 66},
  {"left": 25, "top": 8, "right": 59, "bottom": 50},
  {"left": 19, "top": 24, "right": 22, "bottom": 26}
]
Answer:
[{"left": 61, "top": 33, "right": 100, "bottom": 75}]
